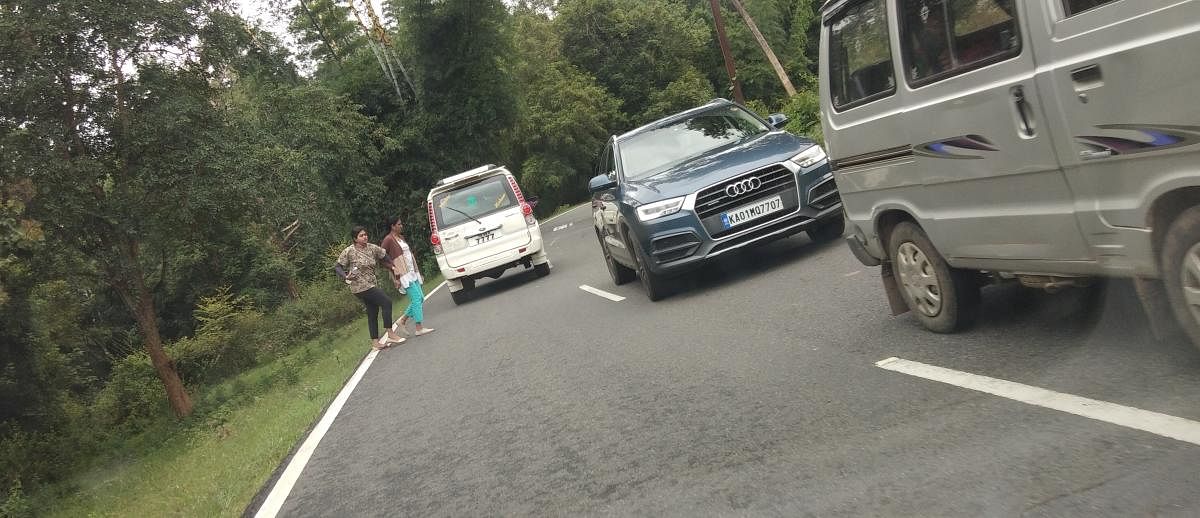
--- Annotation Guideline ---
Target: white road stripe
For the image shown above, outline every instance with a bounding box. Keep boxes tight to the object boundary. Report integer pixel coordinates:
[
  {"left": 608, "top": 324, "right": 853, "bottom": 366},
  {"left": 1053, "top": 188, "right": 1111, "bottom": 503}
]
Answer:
[
  {"left": 876, "top": 357, "right": 1200, "bottom": 447},
  {"left": 255, "top": 285, "right": 442, "bottom": 518},
  {"left": 579, "top": 284, "right": 625, "bottom": 302},
  {"left": 844, "top": 270, "right": 862, "bottom": 277},
  {"left": 551, "top": 221, "right": 574, "bottom": 232}
]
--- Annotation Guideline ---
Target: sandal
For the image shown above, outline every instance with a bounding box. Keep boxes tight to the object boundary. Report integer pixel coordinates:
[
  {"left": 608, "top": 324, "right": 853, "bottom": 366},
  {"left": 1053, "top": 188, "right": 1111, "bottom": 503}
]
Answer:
[{"left": 414, "top": 328, "right": 435, "bottom": 336}]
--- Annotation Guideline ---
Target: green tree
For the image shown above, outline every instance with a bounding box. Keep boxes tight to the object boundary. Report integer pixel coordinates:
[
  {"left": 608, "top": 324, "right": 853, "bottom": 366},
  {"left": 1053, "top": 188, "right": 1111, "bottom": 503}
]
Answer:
[
  {"left": 512, "top": 5, "right": 624, "bottom": 212},
  {"left": 557, "top": 0, "right": 713, "bottom": 123},
  {"left": 394, "top": 0, "right": 520, "bottom": 170},
  {"left": 0, "top": 1, "right": 373, "bottom": 417}
]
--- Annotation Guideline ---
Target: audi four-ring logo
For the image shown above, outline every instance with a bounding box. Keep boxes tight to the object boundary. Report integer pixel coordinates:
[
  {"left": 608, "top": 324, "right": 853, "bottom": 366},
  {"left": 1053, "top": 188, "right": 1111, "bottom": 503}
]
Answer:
[{"left": 725, "top": 177, "right": 762, "bottom": 197}]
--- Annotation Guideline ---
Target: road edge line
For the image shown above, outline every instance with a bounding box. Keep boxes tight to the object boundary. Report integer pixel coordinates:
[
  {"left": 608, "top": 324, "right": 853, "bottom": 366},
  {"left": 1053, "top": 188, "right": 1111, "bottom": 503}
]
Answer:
[{"left": 254, "top": 286, "right": 442, "bottom": 518}]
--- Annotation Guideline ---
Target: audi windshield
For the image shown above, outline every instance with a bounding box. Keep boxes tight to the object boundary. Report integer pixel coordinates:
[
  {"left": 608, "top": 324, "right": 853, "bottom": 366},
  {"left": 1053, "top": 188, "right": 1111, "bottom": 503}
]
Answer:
[{"left": 618, "top": 105, "right": 770, "bottom": 181}]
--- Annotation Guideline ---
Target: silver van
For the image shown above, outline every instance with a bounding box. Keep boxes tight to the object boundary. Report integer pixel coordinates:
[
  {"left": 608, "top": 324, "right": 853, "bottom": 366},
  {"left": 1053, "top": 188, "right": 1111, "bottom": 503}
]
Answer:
[{"left": 818, "top": 0, "right": 1200, "bottom": 345}]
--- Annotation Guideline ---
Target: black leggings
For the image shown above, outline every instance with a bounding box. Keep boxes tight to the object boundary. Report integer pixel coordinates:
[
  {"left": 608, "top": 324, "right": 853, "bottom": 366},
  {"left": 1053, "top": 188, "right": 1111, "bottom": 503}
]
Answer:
[{"left": 354, "top": 287, "right": 392, "bottom": 339}]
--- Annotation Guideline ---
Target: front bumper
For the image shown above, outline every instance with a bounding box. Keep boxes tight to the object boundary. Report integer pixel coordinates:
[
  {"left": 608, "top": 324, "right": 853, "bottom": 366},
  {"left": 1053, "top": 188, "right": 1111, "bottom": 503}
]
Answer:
[{"left": 630, "top": 161, "right": 843, "bottom": 276}]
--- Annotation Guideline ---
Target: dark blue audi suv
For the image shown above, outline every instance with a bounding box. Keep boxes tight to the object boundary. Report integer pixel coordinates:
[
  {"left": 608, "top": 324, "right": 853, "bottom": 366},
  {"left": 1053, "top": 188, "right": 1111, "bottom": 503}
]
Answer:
[{"left": 588, "top": 99, "right": 843, "bottom": 300}]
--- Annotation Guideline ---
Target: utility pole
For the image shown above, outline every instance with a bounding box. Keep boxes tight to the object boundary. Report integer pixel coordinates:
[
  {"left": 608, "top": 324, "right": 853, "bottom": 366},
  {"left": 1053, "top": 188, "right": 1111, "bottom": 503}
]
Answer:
[
  {"left": 297, "top": 0, "right": 343, "bottom": 69},
  {"left": 708, "top": 0, "right": 745, "bottom": 104},
  {"left": 728, "top": 0, "right": 796, "bottom": 97}
]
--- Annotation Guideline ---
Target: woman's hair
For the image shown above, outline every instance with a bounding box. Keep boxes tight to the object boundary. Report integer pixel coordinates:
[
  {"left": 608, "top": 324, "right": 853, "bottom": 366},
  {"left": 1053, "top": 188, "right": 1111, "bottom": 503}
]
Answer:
[
  {"left": 350, "top": 225, "right": 367, "bottom": 240},
  {"left": 390, "top": 215, "right": 403, "bottom": 226}
]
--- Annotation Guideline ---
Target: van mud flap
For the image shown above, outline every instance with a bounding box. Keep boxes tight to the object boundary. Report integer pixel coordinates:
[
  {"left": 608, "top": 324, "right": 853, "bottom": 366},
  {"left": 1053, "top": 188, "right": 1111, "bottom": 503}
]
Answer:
[
  {"left": 880, "top": 261, "right": 910, "bottom": 316},
  {"left": 1133, "top": 277, "right": 1181, "bottom": 341}
]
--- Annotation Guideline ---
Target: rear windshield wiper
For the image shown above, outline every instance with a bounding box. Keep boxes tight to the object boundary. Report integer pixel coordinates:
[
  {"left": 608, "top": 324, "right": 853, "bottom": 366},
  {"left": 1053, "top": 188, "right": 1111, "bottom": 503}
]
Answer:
[{"left": 443, "top": 205, "right": 483, "bottom": 226}]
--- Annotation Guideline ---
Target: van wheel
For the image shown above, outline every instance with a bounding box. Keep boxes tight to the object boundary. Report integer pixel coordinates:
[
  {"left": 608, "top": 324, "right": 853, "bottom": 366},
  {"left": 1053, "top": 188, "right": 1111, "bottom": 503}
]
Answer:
[
  {"left": 634, "top": 243, "right": 672, "bottom": 301},
  {"left": 533, "top": 262, "right": 550, "bottom": 278},
  {"left": 889, "top": 222, "right": 979, "bottom": 333},
  {"left": 1160, "top": 206, "right": 1200, "bottom": 349},
  {"left": 808, "top": 216, "right": 845, "bottom": 243},
  {"left": 450, "top": 288, "right": 469, "bottom": 305},
  {"left": 598, "top": 233, "right": 635, "bottom": 285}
]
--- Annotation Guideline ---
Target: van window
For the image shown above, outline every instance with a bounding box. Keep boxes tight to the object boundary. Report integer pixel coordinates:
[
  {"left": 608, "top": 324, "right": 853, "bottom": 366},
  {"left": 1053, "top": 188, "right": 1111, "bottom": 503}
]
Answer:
[
  {"left": 828, "top": 0, "right": 895, "bottom": 111},
  {"left": 900, "top": 0, "right": 1020, "bottom": 85},
  {"left": 433, "top": 175, "right": 518, "bottom": 228},
  {"left": 1062, "top": 0, "right": 1119, "bottom": 17}
]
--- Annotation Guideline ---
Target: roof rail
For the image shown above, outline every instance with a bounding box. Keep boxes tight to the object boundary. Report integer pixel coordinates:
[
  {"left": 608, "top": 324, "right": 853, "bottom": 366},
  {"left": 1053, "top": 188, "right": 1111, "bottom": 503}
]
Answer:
[{"left": 434, "top": 164, "right": 504, "bottom": 187}]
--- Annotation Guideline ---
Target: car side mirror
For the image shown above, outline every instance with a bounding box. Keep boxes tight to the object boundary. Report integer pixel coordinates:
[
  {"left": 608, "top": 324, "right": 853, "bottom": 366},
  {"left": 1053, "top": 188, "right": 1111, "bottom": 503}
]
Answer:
[
  {"left": 588, "top": 174, "right": 618, "bottom": 193},
  {"left": 767, "top": 113, "right": 790, "bottom": 128}
]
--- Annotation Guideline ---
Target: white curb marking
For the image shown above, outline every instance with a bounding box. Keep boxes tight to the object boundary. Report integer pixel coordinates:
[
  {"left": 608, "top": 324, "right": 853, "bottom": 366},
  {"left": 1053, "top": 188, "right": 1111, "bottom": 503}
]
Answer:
[
  {"left": 579, "top": 284, "right": 626, "bottom": 302},
  {"left": 876, "top": 357, "right": 1200, "bottom": 447}
]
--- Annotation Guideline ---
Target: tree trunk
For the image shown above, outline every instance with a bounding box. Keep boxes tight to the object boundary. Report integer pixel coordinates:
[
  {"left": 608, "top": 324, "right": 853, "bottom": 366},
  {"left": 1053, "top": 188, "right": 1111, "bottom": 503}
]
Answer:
[{"left": 113, "top": 239, "right": 194, "bottom": 417}]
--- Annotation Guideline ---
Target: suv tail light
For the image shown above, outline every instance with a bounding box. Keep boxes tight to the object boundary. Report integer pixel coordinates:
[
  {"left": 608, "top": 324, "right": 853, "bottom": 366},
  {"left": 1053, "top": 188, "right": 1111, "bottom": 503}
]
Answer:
[
  {"left": 521, "top": 202, "right": 536, "bottom": 225},
  {"left": 428, "top": 201, "right": 443, "bottom": 254},
  {"left": 506, "top": 174, "right": 526, "bottom": 204},
  {"left": 430, "top": 233, "right": 443, "bottom": 255}
]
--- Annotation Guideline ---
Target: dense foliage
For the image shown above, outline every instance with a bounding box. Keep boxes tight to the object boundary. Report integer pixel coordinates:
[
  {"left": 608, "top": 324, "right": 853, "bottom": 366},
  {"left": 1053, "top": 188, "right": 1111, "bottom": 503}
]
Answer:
[{"left": 0, "top": 0, "right": 822, "bottom": 500}]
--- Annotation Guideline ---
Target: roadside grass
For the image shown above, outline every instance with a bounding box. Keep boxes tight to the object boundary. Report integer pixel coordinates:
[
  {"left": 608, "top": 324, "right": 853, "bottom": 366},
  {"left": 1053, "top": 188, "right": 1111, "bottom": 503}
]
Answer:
[{"left": 34, "top": 278, "right": 443, "bottom": 518}]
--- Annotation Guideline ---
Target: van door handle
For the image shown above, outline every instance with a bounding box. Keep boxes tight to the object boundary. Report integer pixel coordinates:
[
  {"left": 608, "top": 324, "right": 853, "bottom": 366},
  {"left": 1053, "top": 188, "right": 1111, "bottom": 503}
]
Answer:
[
  {"left": 1070, "top": 64, "right": 1103, "bottom": 102},
  {"left": 1011, "top": 85, "right": 1036, "bottom": 138}
]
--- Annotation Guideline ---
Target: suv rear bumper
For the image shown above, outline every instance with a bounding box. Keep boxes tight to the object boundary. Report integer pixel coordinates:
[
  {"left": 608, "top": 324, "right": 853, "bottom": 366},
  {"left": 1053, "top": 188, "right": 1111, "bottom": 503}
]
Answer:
[{"left": 439, "top": 232, "right": 549, "bottom": 291}]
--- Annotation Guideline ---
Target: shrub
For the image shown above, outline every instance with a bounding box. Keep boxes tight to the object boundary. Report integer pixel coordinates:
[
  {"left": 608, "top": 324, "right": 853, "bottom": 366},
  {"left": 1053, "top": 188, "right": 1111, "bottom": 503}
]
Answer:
[
  {"left": 170, "top": 288, "right": 266, "bottom": 383},
  {"left": 0, "top": 480, "right": 30, "bottom": 518},
  {"left": 91, "top": 352, "right": 168, "bottom": 431},
  {"left": 274, "top": 280, "right": 360, "bottom": 346}
]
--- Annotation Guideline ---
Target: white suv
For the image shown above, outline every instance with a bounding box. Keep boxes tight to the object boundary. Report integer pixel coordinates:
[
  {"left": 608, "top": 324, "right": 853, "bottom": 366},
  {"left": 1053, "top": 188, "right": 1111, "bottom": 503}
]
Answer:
[{"left": 428, "top": 164, "right": 551, "bottom": 304}]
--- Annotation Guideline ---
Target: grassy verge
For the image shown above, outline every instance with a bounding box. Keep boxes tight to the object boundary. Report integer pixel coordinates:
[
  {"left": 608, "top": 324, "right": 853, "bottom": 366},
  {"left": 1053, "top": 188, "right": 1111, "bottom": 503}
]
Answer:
[{"left": 35, "top": 278, "right": 443, "bottom": 517}]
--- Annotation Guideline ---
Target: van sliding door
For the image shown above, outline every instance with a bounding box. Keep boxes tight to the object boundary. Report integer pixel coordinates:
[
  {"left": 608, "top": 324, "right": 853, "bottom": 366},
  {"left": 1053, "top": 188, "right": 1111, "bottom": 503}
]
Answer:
[{"left": 896, "top": 0, "right": 1090, "bottom": 265}]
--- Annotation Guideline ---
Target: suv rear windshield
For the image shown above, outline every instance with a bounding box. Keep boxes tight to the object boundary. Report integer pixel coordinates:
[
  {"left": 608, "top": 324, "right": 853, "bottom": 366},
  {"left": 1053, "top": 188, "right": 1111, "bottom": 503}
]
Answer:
[
  {"left": 433, "top": 175, "right": 518, "bottom": 228},
  {"left": 618, "top": 105, "right": 770, "bottom": 181}
]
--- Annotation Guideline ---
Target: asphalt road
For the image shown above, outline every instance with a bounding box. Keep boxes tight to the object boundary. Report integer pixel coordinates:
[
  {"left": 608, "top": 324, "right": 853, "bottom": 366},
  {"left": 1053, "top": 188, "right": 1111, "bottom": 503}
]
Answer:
[{"left": 265, "top": 203, "right": 1200, "bottom": 517}]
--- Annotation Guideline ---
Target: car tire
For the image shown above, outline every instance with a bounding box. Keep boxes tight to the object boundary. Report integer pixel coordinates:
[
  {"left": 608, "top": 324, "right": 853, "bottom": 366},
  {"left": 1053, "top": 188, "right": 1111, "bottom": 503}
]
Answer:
[
  {"left": 450, "top": 288, "right": 469, "bottom": 305},
  {"left": 598, "top": 232, "right": 635, "bottom": 285},
  {"left": 1160, "top": 205, "right": 1200, "bottom": 350},
  {"left": 633, "top": 241, "right": 672, "bottom": 301},
  {"left": 534, "top": 261, "right": 550, "bottom": 277},
  {"left": 807, "top": 215, "right": 846, "bottom": 243},
  {"left": 888, "top": 221, "right": 979, "bottom": 333}
]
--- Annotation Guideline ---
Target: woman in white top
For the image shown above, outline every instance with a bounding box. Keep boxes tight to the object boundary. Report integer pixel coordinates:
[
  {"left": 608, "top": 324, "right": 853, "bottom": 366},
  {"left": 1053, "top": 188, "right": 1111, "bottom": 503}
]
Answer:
[{"left": 382, "top": 216, "right": 434, "bottom": 336}]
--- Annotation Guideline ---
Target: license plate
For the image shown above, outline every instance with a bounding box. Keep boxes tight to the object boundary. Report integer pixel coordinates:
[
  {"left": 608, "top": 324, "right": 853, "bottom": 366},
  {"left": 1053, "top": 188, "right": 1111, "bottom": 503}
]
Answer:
[
  {"left": 470, "top": 231, "right": 499, "bottom": 246},
  {"left": 720, "top": 195, "right": 785, "bottom": 229}
]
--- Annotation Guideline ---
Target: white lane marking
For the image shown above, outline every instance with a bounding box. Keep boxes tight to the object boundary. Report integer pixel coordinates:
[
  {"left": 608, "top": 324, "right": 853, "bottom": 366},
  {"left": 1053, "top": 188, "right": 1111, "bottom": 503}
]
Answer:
[
  {"left": 579, "top": 285, "right": 625, "bottom": 302},
  {"left": 551, "top": 221, "right": 574, "bottom": 232},
  {"left": 541, "top": 202, "right": 587, "bottom": 225},
  {"left": 424, "top": 280, "right": 447, "bottom": 300},
  {"left": 255, "top": 285, "right": 442, "bottom": 518},
  {"left": 876, "top": 357, "right": 1200, "bottom": 447},
  {"left": 844, "top": 270, "right": 862, "bottom": 277}
]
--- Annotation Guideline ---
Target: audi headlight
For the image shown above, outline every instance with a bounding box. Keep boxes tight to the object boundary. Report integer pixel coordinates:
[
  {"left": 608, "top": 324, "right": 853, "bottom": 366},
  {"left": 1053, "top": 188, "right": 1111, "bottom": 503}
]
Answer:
[
  {"left": 635, "top": 196, "right": 686, "bottom": 222},
  {"left": 789, "top": 145, "right": 828, "bottom": 169}
]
